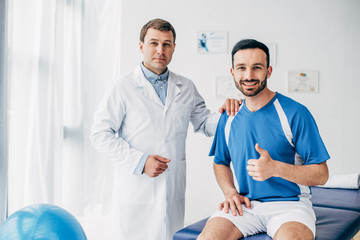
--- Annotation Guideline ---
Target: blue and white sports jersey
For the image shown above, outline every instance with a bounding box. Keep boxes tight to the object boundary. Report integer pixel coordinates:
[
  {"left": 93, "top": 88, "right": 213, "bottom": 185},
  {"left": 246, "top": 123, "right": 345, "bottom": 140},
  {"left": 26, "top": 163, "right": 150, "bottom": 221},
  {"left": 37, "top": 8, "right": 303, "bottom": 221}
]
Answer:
[{"left": 209, "top": 92, "right": 330, "bottom": 202}]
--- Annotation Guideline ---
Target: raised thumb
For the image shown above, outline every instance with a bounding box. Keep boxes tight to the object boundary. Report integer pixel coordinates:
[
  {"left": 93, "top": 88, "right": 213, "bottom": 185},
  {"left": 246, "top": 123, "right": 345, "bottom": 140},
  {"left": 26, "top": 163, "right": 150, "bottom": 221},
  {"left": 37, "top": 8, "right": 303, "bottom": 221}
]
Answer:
[{"left": 255, "top": 143, "right": 267, "bottom": 157}]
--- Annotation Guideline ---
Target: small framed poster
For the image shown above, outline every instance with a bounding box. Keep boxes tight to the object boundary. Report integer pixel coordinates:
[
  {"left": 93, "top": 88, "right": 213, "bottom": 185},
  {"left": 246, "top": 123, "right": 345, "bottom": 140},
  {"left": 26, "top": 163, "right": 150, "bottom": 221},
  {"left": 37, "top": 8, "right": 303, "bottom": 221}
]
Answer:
[
  {"left": 266, "top": 43, "right": 277, "bottom": 66},
  {"left": 215, "top": 76, "right": 242, "bottom": 99},
  {"left": 198, "top": 31, "right": 228, "bottom": 54},
  {"left": 288, "top": 71, "right": 319, "bottom": 93}
]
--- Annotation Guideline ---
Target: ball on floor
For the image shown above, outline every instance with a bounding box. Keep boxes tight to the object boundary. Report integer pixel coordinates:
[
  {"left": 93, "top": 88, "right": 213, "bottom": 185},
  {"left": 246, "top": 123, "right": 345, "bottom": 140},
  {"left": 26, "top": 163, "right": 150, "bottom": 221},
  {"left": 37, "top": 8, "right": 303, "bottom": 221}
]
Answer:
[{"left": 0, "top": 204, "right": 87, "bottom": 240}]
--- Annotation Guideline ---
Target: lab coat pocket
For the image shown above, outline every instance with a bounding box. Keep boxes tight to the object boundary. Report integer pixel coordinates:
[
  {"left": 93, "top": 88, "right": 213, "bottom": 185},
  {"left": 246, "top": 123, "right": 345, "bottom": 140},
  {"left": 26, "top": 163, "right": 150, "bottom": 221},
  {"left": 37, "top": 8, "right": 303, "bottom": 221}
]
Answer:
[
  {"left": 176, "top": 160, "right": 187, "bottom": 200},
  {"left": 118, "top": 173, "right": 154, "bottom": 205}
]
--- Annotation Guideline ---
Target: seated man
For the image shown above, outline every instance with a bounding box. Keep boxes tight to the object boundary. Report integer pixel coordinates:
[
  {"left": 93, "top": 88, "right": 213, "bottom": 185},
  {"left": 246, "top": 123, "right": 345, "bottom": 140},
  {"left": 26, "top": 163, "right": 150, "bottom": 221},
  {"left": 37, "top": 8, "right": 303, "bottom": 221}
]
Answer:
[{"left": 197, "top": 39, "right": 330, "bottom": 240}]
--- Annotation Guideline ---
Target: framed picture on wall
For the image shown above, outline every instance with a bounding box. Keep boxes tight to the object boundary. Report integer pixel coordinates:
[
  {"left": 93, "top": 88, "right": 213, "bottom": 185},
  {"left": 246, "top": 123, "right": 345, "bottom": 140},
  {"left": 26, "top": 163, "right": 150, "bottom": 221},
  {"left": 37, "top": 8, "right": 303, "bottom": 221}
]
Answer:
[
  {"left": 197, "top": 31, "right": 228, "bottom": 54},
  {"left": 266, "top": 43, "right": 277, "bottom": 66},
  {"left": 215, "top": 76, "right": 242, "bottom": 99},
  {"left": 288, "top": 70, "right": 319, "bottom": 93}
]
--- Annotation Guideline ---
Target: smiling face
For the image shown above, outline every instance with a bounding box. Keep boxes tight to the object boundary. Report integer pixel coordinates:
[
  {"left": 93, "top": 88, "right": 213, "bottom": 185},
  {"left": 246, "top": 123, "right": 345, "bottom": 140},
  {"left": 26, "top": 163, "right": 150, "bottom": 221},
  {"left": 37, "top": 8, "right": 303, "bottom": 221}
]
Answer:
[
  {"left": 139, "top": 28, "right": 176, "bottom": 75},
  {"left": 231, "top": 48, "right": 272, "bottom": 97}
]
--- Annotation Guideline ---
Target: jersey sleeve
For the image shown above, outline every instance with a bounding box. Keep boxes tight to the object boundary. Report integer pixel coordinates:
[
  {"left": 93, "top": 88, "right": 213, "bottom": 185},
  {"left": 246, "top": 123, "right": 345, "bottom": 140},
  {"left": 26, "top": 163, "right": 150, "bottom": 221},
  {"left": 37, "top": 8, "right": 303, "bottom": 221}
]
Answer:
[
  {"left": 209, "top": 112, "right": 232, "bottom": 166},
  {"left": 291, "top": 106, "right": 330, "bottom": 165}
]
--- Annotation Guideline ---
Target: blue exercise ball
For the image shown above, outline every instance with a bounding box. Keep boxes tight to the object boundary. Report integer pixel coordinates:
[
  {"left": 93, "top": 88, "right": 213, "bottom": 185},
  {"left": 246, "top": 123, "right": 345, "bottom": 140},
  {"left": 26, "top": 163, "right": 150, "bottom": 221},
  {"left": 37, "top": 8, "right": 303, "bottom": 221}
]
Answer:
[{"left": 0, "top": 204, "right": 87, "bottom": 240}]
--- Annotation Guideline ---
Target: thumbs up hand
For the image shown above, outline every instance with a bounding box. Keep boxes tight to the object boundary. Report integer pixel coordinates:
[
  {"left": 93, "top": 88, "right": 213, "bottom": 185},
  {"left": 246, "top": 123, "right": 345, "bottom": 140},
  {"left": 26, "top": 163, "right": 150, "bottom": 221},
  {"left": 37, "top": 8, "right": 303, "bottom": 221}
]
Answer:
[{"left": 247, "top": 143, "right": 276, "bottom": 181}]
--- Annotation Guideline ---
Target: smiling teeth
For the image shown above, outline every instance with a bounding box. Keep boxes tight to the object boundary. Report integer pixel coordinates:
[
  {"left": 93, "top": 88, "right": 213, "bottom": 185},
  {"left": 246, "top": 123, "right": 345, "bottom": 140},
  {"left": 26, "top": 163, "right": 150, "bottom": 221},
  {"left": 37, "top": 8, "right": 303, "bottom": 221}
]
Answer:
[{"left": 244, "top": 82, "right": 257, "bottom": 86}]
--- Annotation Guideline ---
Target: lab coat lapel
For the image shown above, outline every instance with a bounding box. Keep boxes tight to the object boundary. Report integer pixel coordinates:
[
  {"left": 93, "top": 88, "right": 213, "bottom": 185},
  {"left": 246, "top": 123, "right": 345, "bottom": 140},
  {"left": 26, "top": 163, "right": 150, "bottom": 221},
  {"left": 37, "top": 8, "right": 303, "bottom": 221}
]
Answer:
[
  {"left": 165, "top": 72, "right": 181, "bottom": 112},
  {"left": 134, "top": 66, "right": 164, "bottom": 109}
]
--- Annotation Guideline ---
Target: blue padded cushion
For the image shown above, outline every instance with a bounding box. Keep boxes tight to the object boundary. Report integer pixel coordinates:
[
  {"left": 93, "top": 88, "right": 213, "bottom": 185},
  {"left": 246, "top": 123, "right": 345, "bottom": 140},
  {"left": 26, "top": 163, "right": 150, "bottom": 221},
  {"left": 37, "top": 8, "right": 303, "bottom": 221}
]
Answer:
[
  {"left": 314, "top": 206, "right": 360, "bottom": 240},
  {"left": 173, "top": 188, "right": 360, "bottom": 240},
  {"left": 310, "top": 187, "right": 360, "bottom": 212},
  {"left": 173, "top": 207, "right": 360, "bottom": 240},
  {"left": 173, "top": 218, "right": 271, "bottom": 240}
]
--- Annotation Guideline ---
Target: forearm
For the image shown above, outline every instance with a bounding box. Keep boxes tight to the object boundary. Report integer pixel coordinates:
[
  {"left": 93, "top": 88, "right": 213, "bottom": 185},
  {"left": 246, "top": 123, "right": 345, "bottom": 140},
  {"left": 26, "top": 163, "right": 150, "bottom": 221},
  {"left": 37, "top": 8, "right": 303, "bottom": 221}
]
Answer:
[
  {"left": 273, "top": 161, "right": 329, "bottom": 186},
  {"left": 90, "top": 126, "right": 144, "bottom": 169},
  {"left": 203, "top": 112, "right": 221, "bottom": 136},
  {"left": 191, "top": 84, "right": 220, "bottom": 137},
  {"left": 192, "top": 111, "right": 220, "bottom": 137},
  {"left": 213, "top": 162, "right": 238, "bottom": 197}
]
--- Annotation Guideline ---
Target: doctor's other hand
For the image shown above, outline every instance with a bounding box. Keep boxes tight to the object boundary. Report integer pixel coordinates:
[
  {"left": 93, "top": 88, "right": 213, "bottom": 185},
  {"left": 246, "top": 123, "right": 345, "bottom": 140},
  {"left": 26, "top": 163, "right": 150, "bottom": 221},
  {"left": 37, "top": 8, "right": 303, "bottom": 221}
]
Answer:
[
  {"left": 143, "top": 155, "right": 171, "bottom": 178},
  {"left": 219, "top": 98, "right": 242, "bottom": 116}
]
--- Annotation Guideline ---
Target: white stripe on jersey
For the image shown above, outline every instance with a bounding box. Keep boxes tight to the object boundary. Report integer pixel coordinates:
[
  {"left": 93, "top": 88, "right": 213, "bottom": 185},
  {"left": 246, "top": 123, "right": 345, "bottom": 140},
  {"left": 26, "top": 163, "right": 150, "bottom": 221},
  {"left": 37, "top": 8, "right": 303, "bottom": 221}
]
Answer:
[
  {"left": 273, "top": 99, "right": 310, "bottom": 202},
  {"left": 224, "top": 105, "right": 243, "bottom": 146},
  {"left": 274, "top": 99, "right": 294, "bottom": 147}
]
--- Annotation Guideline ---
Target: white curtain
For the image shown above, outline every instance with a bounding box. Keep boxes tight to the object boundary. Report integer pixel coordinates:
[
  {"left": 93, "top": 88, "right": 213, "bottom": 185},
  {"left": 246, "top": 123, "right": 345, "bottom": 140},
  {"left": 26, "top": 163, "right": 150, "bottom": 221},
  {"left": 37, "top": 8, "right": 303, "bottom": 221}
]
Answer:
[
  {"left": 7, "top": 0, "right": 122, "bottom": 239},
  {"left": 0, "top": 0, "right": 9, "bottom": 226}
]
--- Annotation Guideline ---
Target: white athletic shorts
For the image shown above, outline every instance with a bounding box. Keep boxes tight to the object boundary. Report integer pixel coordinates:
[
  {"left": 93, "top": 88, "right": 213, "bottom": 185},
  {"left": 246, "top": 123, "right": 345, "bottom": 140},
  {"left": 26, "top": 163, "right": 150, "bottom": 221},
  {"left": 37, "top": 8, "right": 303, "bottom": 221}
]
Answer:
[{"left": 209, "top": 200, "right": 316, "bottom": 238}]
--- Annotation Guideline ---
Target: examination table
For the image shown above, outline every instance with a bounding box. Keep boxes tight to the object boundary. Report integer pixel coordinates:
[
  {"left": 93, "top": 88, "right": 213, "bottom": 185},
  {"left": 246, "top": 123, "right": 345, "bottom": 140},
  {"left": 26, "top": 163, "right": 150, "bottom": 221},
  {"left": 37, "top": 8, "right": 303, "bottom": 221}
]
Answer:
[{"left": 173, "top": 187, "right": 360, "bottom": 240}]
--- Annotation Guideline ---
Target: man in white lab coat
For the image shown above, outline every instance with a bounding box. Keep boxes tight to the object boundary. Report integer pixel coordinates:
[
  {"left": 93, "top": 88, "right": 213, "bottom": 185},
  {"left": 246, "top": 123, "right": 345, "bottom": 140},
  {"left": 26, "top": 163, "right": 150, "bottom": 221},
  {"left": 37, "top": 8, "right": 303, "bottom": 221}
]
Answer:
[{"left": 90, "top": 19, "right": 239, "bottom": 240}]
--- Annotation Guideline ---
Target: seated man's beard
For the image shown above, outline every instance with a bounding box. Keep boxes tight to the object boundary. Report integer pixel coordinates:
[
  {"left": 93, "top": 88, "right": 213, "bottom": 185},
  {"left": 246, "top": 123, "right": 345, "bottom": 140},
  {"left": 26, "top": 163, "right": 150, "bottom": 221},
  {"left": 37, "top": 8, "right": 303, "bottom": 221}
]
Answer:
[{"left": 234, "top": 76, "right": 267, "bottom": 97}]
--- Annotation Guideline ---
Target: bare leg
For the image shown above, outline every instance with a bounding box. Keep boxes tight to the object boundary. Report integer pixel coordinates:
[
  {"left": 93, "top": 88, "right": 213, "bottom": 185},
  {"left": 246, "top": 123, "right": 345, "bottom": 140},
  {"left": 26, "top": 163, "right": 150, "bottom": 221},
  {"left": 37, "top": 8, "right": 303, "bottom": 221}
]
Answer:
[
  {"left": 273, "top": 221, "right": 314, "bottom": 240},
  {"left": 197, "top": 217, "right": 243, "bottom": 240}
]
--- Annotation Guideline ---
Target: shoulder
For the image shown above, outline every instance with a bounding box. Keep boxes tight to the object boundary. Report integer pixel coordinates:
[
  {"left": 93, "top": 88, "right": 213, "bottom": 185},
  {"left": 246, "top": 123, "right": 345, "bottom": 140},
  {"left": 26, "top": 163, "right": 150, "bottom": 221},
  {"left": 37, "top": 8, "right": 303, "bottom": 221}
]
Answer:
[
  {"left": 111, "top": 69, "right": 138, "bottom": 88},
  {"left": 169, "top": 70, "right": 195, "bottom": 87},
  {"left": 218, "top": 111, "right": 231, "bottom": 128},
  {"left": 276, "top": 94, "right": 316, "bottom": 130},
  {"left": 101, "top": 70, "right": 138, "bottom": 102},
  {"left": 276, "top": 93, "right": 310, "bottom": 116}
]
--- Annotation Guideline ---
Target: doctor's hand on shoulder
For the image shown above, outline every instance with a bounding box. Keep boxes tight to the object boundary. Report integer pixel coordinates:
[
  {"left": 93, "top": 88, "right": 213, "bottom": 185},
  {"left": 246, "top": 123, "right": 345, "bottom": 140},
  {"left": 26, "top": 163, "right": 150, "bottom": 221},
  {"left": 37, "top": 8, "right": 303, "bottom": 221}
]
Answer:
[
  {"left": 143, "top": 155, "right": 171, "bottom": 178},
  {"left": 219, "top": 98, "right": 243, "bottom": 116}
]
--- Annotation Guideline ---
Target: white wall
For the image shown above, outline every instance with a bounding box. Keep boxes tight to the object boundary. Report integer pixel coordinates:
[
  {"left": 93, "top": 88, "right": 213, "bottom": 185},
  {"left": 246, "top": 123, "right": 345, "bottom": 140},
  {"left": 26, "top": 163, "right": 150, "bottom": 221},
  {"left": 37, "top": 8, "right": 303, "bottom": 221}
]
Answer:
[{"left": 119, "top": 0, "right": 360, "bottom": 225}]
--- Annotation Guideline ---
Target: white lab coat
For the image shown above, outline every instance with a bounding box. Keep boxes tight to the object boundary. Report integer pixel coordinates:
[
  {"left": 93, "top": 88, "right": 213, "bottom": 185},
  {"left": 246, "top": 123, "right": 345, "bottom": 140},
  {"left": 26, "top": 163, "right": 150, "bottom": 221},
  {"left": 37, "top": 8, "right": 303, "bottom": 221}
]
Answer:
[{"left": 90, "top": 65, "right": 219, "bottom": 240}]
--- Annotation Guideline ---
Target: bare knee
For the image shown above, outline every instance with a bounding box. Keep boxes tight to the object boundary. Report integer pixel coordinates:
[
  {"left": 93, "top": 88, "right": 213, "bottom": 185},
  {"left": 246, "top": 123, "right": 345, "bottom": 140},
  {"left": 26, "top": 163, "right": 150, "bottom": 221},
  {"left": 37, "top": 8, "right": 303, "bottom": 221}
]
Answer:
[
  {"left": 274, "top": 221, "right": 314, "bottom": 240},
  {"left": 197, "top": 229, "right": 216, "bottom": 240},
  {"left": 197, "top": 232, "right": 210, "bottom": 240},
  {"left": 196, "top": 221, "right": 220, "bottom": 240},
  {"left": 197, "top": 217, "right": 243, "bottom": 240}
]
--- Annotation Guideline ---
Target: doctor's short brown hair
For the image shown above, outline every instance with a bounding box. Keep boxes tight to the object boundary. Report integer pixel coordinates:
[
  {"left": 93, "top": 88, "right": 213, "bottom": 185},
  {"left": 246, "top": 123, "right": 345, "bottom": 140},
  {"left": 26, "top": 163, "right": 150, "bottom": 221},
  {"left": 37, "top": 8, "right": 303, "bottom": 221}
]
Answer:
[{"left": 140, "top": 18, "right": 176, "bottom": 44}]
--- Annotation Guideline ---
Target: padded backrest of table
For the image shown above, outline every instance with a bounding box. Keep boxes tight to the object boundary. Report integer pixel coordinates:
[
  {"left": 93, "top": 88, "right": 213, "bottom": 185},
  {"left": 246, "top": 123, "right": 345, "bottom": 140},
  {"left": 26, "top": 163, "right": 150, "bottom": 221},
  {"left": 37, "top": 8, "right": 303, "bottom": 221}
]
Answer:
[{"left": 310, "top": 187, "right": 360, "bottom": 212}]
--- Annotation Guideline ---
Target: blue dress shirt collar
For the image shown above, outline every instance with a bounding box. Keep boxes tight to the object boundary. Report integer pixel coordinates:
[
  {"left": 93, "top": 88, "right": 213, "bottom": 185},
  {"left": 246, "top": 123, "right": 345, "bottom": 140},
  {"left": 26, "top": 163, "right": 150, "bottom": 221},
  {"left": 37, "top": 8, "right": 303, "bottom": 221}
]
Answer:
[{"left": 140, "top": 62, "right": 169, "bottom": 84}]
